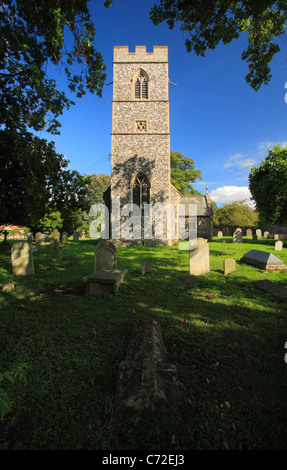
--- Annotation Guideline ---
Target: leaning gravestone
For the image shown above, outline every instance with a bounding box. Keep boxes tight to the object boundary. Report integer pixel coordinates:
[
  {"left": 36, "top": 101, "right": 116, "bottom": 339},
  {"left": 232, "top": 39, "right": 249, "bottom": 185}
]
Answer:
[
  {"left": 240, "top": 249, "right": 287, "bottom": 271},
  {"left": 35, "top": 232, "right": 44, "bottom": 245},
  {"left": 11, "top": 241, "right": 34, "bottom": 275},
  {"left": 189, "top": 238, "right": 209, "bottom": 275},
  {"left": 224, "top": 258, "right": 236, "bottom": 275},
  {"left": 233, "top": 228, "right": 242, "bottom": 243}
]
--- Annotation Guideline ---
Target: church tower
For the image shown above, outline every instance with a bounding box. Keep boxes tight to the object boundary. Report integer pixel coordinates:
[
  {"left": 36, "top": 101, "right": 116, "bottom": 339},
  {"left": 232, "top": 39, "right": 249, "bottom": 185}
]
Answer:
[
  {"left": 109, "top": 45, "right": 172, "bottom": 245},
  {"left": 103, "top": 45, "right": 213, "bottom": 245}
]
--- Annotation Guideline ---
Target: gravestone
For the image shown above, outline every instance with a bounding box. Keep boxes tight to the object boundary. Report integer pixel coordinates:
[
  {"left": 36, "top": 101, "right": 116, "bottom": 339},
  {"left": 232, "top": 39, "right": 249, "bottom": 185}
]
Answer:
[
  {"left": 189, "top": 238, "right": 209, "bottom": 275},
  {"left": 94, "top": 240, "right": 117, "bottom": 271},
  {"left": 11, "top": 241, "right": 34, "bottom": 275},
  {"left": 252, "top": 280, "right": 287, "bottom": 300},
  {"left": 224, "top": 258, "right": 236, "bottom": 275},
  {"left": 83, "top": 269, "right": 128, "bottom": 295},
  {"left": 264, "top": 231, "right": 269, "bottom": 239},
  {"left": 256, "top": 229, "right": 262, "bottom": 237},
  {"left": 240, "top": 249, "right": 287, "bottom": 271},
  {"left": 62, "top": 231, "right": 68, "bottom": 244},
  {"left": 50, "top": 228, "right": 60, "bottom": 245},
  {"left": 73, "top": 231, "right": 80, "bottom": 241},
  {"left": 27, "top": 233, "right": 33, "bottom": 243},
  {"left": 217, "top": 231, "right": 223, "bottom": 238},
  {"left": 2, "top": 280, "right": 14, "bottom": 293},
  {"left": 112, "top": 320, "right": 187, "bottom": 422},
  {"left": 246, "top": 229, "right": 252, "bottom": 237},
  {"left": 274, "top": 234, "right": 279, "bottom": 240},
  {"left": 142, "top": 261, "right": 152, "bottom": 273},
  {"left": 233, "top": 228, "right": 242, "bottom": 243},
  {"left": 35, "top": 232, "right": 44, "bottom": 245},
  {"left": 275, "top": 240, "right": 283, "bottom": 251}
]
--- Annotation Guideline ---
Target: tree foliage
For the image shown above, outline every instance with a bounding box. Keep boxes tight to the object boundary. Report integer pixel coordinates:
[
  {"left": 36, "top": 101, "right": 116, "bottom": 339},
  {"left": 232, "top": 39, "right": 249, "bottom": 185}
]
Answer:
[
  {"left": 0, "top": 129, "right": 90, "bottom": 232},
  {"left": 213, "top": 200, "right": 259, "bottom": 228},
  {"left": 0, "top": 0, "right": 110, "bottom": 134},
  {"left": 149, "top": 0, "right": 287, "bottom": 91},
  {"left": 85, "top": 173, "right": 111, "bottom": 205},
  {"left": 249, "top": 145, "right": 287, "bottom": 224},
  {"left": 170, "top": 150, "right": 202, "bottom": 194}
]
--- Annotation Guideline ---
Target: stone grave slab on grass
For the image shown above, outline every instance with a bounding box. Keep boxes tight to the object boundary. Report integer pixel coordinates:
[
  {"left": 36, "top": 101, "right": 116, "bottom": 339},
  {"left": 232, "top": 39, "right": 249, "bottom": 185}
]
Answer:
[
  {"left": 112, "top": 319, "right": 188, "bottom": 423},
  {"left": 240, "top": 249, "right": 287, "bottom": 271},
  {"left": 83, "top": 269, "right": 128, "bottom": 295},
  {"left": 252, "top": 280, "right": 287, "bottom": 300}
]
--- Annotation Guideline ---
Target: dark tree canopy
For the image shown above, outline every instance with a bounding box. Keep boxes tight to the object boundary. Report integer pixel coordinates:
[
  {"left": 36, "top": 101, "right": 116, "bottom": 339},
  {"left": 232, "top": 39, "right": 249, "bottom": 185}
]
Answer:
[
  {"left": 0, "top": 0, "right": 110, "bottom": 134},
  {"left": 150, "top": 0, "right": 287, "bottom": 91},
  {"left": 0, "top": 129, "right": 90, "bottom": 232},
  {"left": 249, "top": 145, "right": 287, "bottom": 224}
]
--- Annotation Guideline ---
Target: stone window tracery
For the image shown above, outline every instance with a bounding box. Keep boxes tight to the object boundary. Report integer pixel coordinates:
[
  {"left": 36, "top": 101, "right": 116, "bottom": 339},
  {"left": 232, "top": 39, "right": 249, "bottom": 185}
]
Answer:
[{"left": 134, "top": 70, "right": 149, "bottom": 99}]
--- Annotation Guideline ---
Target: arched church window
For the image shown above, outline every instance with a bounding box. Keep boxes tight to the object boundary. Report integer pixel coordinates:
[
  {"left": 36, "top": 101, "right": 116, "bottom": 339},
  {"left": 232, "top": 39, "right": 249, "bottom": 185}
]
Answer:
[
  {"left": 132, "top": 173, "right": 150, "bottom": 212},
  {"left": 134, "top": 70, "right": 148, "bottom": 99}
]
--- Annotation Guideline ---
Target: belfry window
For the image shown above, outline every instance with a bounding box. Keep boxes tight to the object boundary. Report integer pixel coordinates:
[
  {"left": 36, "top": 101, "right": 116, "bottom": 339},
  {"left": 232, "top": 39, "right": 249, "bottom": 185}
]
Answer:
[
  {"left": 134, "top": 70, "right": 148, "bottom": 99},
  {"left": 132, "top": 173, "right": 150, "bottom": 212}
]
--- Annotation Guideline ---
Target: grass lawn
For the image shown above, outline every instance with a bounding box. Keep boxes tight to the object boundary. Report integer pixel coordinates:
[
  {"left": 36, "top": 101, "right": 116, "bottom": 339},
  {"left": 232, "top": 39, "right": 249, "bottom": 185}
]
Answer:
[{"left": 0, "top": 236, "right": 287, "bottom": 450}]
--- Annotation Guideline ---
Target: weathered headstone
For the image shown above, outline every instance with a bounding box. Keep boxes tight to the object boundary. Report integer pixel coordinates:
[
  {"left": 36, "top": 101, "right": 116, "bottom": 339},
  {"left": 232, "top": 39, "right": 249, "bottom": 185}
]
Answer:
[
  {"left": 112, "top": 320, "right": 187, "bottom": 422},
  {"left": 233, "top": 228, "right": 242, "bottom": 243},
  {"left": 11, "top": 241, "right": 34, "bottom": 275},
  {"left": 256, "top": 229, "right": 262, "bottom": 237},
  {"left": 274, "top": 234, "right": 279, "bottom": 240},
  {"left": 246, "top": 229, "right": 252, "bottom": 237},
  {"left": 94, "top": 240, "right": 117, "bottom": 271},
  {"left": 27, "top": 233, "right": 33, "bottom": 243},
  {"left": 2, "top": 280, "right": 14, "bottom": 293},
  {"left": 189, "top": 238, "right": 209, "bottom": 275},
  {"left": 264, "top": 231, "right": 269, "bottom": 239},
  {"left": 62, "top": 231, "right": 68, "bottom": 244},
  {"left": 142, "top": 261, "right": 152, "bottom": 273},
  {"left": 217, "top": 231, "right": 223, "bottom": 238},
  {"left": 73, "top": 231, "right": 80, "bottom": 241},
  {"left": 275, "top": 240, "right": 283, "bottom": 251},
  {"left": 240, "top": 249, "right": 287, "bottom": 271},
  {"left": 35, "top": 232, "right": 44, "bottom": 245},
  {"left": 50, "top": 228, "right": 60, "bottom": 245},
  {"left": 224, "top": 258, "right": 236, "bottom": 275}
]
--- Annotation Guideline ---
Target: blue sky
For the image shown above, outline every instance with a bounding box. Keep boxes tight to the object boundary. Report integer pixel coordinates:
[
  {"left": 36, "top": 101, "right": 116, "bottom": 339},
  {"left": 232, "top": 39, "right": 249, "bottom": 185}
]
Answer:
[{"left": 38, "top": 0, "right": 287, "bottom": 207}]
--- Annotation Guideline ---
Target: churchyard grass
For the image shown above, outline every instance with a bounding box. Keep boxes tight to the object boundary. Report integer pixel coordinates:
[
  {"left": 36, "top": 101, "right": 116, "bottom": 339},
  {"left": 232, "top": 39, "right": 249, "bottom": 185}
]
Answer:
[{"left": 0, "top": 236, "right": 287, "bottom": 450}]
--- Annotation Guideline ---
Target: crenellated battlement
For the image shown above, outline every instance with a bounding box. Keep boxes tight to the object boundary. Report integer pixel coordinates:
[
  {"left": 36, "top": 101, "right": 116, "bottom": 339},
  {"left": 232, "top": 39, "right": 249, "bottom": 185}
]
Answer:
[{"left": 113, "top": 45, "right": 168, "bottom": 63}]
